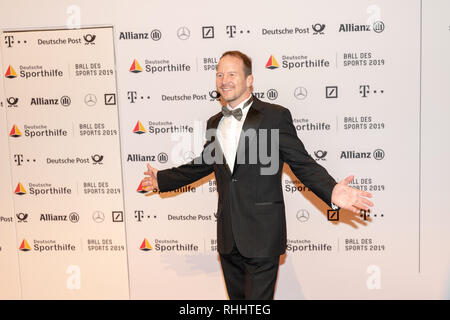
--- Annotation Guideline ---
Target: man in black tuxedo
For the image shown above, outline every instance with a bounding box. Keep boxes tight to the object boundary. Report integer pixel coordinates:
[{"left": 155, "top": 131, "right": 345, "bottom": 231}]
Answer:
[{"left": 141, "top": 51, "right": 373, "bottom": 300}]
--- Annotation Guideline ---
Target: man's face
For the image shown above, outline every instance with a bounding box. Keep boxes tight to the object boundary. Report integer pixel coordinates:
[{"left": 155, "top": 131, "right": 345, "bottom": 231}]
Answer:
[{"left": 216, "top": 55, "right": 253, "bottom": 108}]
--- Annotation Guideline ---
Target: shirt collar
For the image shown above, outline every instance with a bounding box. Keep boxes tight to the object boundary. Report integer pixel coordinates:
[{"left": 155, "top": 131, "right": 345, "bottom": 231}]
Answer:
[{"left": 226, "top": 95, "right": 253, "bottom": 111}]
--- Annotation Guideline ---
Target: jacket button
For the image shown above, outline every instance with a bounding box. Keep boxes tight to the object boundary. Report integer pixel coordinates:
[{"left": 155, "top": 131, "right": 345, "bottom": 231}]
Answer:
[{"left": 232, "top": 178, "right": 238, "bottom": 182}]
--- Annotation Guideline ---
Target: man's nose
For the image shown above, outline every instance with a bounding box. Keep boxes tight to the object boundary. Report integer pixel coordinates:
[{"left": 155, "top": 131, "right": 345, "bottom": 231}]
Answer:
[{"left": 222, "top": 74, "right": 231, "bottom": 84}]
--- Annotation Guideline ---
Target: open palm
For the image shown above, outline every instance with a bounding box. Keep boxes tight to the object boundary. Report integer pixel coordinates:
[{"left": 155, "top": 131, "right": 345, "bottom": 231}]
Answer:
[
  {"left": 141, "top": 163, "right": 159, "bottom": 192},
  {"left": 331, "top": 175, "right": 373, "bottom": 214}
]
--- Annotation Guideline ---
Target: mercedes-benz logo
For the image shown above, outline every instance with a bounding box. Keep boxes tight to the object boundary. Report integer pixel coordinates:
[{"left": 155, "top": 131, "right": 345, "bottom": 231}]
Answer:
[
  {"left": 296, "top": 209, "right": 310, "bottom": 222},
  {"left": 294, "top": 87, "right": 308, "bottom": 100},
  {"left": 92, "top": 210, "right": 105, "bottom": 223},
  {"left": 177, "top": 26, "right": 190, "bottom": 40},
  {"left": 84, "top": 94, "right": 97, "bottom": 106}
]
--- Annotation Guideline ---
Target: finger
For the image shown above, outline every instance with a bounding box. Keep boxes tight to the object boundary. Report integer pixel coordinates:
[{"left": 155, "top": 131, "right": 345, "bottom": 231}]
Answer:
[
  {"left": 143, "top": 183, "right": 156, "bottom": 191},
  {"left": 144, "top": 163, "right": 153, "bottom": 175},
  {"left": 142, "top": 181, "right": 154, "bottom": 188},
  {"left": 142, "top": 181, "right": 152, "bottom": 188},
  {"left": 144, "top": 169, "right": 153, "bottom": 176},
  {"left": 352, "top": 201, "right": 371, "bottom": 211},
  {"left": 355, "top": 203, "right": 370, "bottom": 211},
  {"left": 342, "top": 175, "right": 354, "bottom": 186},
  {"left": 350, "top": 206, "right": 360, "bottom": 215},
  {"left": 144, "top": 181, "right": 156, "bottom": 189},
  {"left": 358, "top": 190, "right": 373, "bottom": 198},
  {"left": 359, "top": 197, "right": 374, "bottom": 207}
]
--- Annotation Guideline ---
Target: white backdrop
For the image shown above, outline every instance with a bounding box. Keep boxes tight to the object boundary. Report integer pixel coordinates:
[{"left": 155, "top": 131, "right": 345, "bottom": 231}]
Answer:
[{"left": 0, "top": 0, "right": 449, "bottom": 299}]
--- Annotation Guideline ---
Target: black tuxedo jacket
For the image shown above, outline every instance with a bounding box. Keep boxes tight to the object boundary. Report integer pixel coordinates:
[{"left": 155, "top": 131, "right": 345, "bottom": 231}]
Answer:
[{"left": 157, "top": 96, "right": 337, "bottom": 258}]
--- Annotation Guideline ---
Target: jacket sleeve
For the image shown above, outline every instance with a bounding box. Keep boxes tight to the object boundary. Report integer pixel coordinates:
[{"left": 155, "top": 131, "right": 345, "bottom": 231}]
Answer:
[
  {"left": 157, "top": 119, "right": 215, "bottom": 192},
  {"left": 278, "top": 107, "right": 337, "bottom": 207}
]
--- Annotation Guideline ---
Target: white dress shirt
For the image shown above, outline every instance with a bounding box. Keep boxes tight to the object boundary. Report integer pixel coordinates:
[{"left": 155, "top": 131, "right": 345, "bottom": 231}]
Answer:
[{"left": 217, "top": 96, "right": 253, "bottom": 173}]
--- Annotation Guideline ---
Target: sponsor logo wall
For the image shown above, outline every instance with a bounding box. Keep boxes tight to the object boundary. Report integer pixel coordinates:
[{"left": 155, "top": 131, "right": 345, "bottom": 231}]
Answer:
[
  {"left": 0, "top": 0, "right": 449, "bottom": 299},
  {"left": 1, "top": 27, "right": 129, "bottom": 299}
]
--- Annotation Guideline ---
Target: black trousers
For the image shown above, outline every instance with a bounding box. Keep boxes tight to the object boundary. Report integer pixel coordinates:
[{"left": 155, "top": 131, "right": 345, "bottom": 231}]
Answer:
[{"left": 219, "top": 244, "right": 280, "bottom": 300}]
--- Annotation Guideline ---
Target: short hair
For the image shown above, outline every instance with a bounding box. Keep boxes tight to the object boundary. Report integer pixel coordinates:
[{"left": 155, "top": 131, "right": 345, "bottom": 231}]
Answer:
[{"left": 220, "top": 50, "right": 252, "bottom": 77}]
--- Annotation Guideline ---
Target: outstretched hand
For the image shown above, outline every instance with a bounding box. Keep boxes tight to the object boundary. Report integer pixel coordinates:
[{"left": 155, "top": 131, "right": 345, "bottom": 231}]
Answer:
[
  {"left": 141, "top": 163, "right": 159, "bottom": 193},
  {"left": 331, "top": 175, "right": 373, "bottom": 214}
]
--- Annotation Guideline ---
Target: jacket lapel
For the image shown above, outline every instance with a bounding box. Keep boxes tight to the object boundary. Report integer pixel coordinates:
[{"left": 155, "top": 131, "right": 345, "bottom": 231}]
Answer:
[
  {"left": 232, "top": 97, "right": 263, "bottom": 176},
  {"left": 209, "top": 112, "right": 233, "bottom": 176}
]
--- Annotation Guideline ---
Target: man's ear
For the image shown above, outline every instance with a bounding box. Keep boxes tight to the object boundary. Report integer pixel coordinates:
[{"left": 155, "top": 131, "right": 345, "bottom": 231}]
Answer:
[{"left": 246, "top": 74, "right": 254, "bottom": 88}]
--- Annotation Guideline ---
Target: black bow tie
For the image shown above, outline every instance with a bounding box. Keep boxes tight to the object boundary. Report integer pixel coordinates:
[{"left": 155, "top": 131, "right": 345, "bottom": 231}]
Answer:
[{"left": 221, "top": 97, "right": 253, "bottom": 121}]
